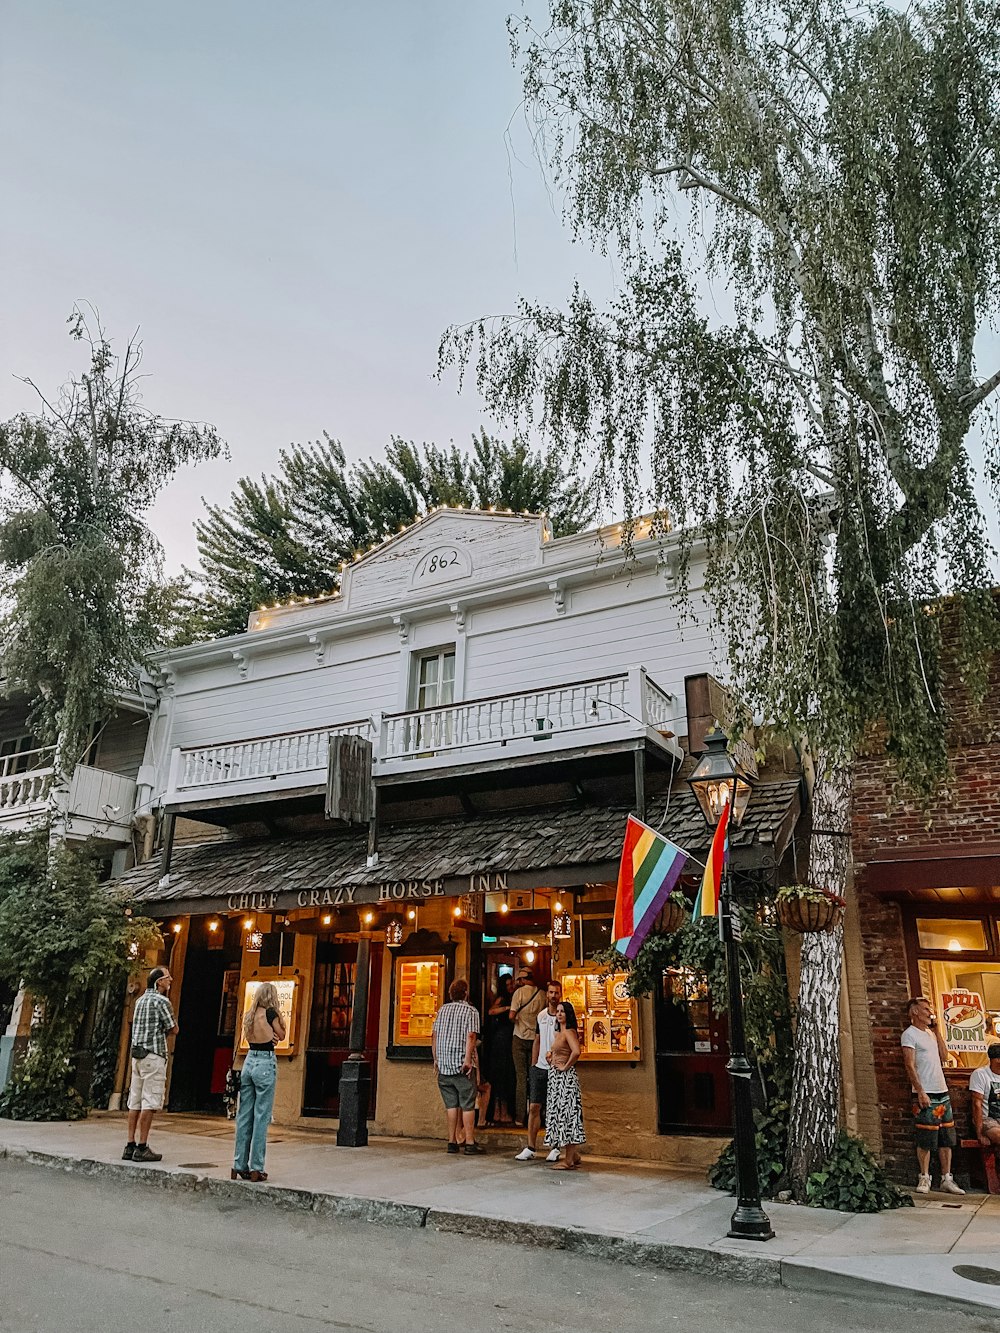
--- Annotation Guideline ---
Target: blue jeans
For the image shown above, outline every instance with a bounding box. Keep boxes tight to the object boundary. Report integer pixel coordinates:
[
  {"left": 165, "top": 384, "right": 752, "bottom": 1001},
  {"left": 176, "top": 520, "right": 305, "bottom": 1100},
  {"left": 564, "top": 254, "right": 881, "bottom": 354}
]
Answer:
[{"left": 234, "top": 1050, "right": 277, "bottom": 1173}]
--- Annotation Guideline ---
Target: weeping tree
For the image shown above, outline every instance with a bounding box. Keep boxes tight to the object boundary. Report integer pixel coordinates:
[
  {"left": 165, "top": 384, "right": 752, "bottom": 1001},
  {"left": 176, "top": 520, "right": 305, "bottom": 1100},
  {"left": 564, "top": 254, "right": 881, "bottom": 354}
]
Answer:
[
  {"left": 0, "top": 307, "right": 224, "bottom": 772},
  {"left": 189, "top": 429, "right": 596, "bottom": 638},
  {"left": 0, "top": 309, "right": 222, "bottom": 1114},
  {"left": 439, "top": 0, "right": 1000, "bottom": 1192}
]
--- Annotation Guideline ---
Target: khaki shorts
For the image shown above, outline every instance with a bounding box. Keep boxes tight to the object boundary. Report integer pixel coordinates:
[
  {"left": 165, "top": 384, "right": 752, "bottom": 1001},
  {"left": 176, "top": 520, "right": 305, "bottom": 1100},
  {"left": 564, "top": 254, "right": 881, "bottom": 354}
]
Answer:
[{"left": 128, "top": 1053, "right": 167, "bottom": 1112}]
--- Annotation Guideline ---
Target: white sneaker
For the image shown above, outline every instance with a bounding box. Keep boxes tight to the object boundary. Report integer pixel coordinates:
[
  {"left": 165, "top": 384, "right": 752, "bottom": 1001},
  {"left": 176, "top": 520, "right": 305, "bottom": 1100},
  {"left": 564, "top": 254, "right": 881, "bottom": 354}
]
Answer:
[
  {"left": 514, "top": 1147, "right": 536, "bottom": 1162},
  {"left": 940, "top": 1174, "right": 966, "bottom": 1195},
  {"left": 916, "top": 1174, "right": 932, "bottom": 1193},
  {"left": 545, "top": 1149, "right": 560, "bottom": 1163}
]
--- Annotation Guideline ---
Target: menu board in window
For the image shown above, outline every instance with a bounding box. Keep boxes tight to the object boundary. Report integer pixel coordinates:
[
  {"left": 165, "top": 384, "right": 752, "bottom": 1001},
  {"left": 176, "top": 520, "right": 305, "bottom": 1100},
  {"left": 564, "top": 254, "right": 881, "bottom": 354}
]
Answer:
[
  {"left": 393, "top": 957, "right": 444, "bottom": 1046},
  {"left": 559, "top": 968, "right": 641, "bottom": 1061},
  {"left": 238, "top": 978, "right": 297, "bottom": 1054}
]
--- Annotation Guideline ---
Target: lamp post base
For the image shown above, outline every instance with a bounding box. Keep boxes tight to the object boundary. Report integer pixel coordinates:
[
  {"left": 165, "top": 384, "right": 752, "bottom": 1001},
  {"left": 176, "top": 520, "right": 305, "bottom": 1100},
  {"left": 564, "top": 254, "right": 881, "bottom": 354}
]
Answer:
[
  {"left": 728, "top": 1204, "right": 775, "bottom": 1241},
  {"left": 336, "top": 1056, "right": 371, "bottom": 1147}
]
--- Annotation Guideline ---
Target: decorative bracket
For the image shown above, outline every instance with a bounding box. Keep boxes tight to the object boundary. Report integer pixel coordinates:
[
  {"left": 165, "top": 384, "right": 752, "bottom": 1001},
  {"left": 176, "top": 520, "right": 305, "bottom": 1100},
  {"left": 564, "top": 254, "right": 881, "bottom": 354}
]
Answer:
[
  {"left": 155, "top": 667, "right": 177, "bottom": 696},
  {"left": 450, "top": 602, "right": 466, "bottom": 633},
  {"left": 393, "top": 614, "right": 410, "bottom": 644},
  {"left": 307, "top": 632, "right": 326, "bottom": 666},
  {"left": 659, "top": 554, "right": 681, "bottom": 596},
  {"left": 548, "top": 580, "right": 566, "bottom": 616},
  {"left": 232, "top": 650, "right": 250, "bottom": 680}
]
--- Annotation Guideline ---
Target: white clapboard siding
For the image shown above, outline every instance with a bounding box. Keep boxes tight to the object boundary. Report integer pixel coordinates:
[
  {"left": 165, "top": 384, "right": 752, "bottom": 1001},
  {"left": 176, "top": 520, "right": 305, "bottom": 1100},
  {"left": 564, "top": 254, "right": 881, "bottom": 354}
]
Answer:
[
  {"left": 169, "top": 650, "right": 398, "bottom": 750},
  {"left": 463, "top": 597, "right": 716, "bottom": 706}
]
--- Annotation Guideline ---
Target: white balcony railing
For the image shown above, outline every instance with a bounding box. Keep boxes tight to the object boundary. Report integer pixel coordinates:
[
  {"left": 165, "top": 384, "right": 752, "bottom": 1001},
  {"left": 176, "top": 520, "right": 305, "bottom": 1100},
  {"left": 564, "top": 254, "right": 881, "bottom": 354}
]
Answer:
[
  {"left": 0, "top": 755, "right": 136, "bottom": 842},
  {"left": 167, "top": 667, "right": 682, "bottom": 804},
  {"left": 178, "top": 720, "right": 371, "bottom": 790},
  {"left": 381, "top": 672, "right": 630, "bottom": 759},
  {"left": 0, "top": 767, "right": 53, "bottom": 812}
]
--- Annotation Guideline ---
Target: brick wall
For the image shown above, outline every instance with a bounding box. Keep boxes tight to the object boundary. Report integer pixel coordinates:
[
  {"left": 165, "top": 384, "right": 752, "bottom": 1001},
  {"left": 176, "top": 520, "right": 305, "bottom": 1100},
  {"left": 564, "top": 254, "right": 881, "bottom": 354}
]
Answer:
[{"left": 851, "top": 634, "right": 1000, "bottom": 1177}]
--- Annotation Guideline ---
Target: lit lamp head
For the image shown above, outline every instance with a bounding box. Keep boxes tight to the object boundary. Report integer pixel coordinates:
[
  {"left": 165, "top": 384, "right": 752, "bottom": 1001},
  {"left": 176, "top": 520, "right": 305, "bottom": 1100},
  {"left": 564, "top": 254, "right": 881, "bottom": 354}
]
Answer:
[
  {"left": 687, "top": 726, "right": 753, "bottom": 828},
  {"left": 246, "top": 927, "right": 264, "bottom": 953},
  {"left": 385, "top": 918, "right": 404, "bottom": 947}
]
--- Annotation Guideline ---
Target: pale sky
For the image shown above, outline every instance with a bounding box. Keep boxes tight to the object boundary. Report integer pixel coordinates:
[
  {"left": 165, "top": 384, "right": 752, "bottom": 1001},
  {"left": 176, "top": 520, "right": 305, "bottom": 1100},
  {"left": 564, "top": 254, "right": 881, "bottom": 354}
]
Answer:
[
  {"left": 1, "top": 1, "right": 996, "bottom": 575},
  {"left": 0, "top": 0, "right": 617, "bottom": 573}
]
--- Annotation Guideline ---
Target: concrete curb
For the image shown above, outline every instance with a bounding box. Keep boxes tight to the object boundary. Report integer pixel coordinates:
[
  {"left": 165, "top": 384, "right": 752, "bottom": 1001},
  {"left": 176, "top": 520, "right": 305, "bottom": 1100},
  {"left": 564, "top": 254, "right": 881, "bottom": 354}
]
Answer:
[{"left": 4, "top": 1143, "right": 999, "bottom": 1317}]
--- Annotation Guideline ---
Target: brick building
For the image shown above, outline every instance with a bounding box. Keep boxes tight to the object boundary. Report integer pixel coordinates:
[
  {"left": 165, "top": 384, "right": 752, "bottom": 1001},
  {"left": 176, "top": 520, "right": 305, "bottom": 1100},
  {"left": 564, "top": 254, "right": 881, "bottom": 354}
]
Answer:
[{"left": 848, "top": 634, "right": 1000, "bottom": 1180}]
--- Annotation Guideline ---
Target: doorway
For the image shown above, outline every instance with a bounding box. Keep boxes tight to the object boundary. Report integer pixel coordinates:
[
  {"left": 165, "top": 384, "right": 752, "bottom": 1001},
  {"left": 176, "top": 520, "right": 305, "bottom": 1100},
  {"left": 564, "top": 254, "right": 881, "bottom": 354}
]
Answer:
[
  {"left": 168, "top": 921, "right": 242, "bottom": 1114},
  {"left": 303, "top": 939, "right": 383, "bottom": 1117},
  {"left": 655, "top": 967, "right": 732, "bottom": 1134}
]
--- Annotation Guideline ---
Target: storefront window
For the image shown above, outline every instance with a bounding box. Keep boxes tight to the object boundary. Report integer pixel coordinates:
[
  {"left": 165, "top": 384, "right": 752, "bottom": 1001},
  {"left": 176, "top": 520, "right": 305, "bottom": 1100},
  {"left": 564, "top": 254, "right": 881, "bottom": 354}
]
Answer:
[
  {"left": 912, "top": 912, "right": 1000, "bottom": 1070},
  {"left": 915, "top": 917, "right": 988, "bottom": 952}
]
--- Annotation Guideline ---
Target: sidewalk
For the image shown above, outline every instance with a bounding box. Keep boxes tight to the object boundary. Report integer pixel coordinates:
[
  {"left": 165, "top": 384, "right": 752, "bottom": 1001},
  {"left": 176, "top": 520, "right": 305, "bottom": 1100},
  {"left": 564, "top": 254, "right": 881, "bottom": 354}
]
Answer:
[{"left": 3, "top": 1113, "right": 1000, "bottom": 1319}]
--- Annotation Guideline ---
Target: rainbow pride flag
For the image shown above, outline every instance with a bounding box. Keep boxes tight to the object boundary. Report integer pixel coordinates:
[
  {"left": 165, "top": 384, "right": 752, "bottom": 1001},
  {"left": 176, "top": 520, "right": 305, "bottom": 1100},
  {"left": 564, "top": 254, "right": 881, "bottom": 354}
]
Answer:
[
  {"left": 693, "top": 800, "right": 730, "bottom": 921},
  {"left": 612, "top": 816, "right": 688, "bottom": 959}
]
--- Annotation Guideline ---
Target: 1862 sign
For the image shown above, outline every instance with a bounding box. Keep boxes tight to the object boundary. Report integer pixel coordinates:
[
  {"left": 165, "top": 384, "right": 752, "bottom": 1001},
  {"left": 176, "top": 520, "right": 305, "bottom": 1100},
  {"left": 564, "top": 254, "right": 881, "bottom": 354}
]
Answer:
[{"left": 410, "top": 545, "right": 472, "bottom": 587}]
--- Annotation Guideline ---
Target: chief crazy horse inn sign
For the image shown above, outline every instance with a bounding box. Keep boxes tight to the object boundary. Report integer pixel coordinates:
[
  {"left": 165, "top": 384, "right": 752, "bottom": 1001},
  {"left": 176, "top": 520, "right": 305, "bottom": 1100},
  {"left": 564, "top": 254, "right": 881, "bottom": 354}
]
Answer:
[{"left": 225, "top": 872, "right": 513, "bottom": 915}]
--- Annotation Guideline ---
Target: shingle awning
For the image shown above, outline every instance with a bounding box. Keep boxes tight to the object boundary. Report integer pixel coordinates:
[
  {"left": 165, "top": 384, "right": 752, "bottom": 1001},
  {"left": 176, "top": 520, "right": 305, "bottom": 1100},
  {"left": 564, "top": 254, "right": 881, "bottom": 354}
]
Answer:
[{"left": 122, "top": 781, "right": 801, "bottom": 917}]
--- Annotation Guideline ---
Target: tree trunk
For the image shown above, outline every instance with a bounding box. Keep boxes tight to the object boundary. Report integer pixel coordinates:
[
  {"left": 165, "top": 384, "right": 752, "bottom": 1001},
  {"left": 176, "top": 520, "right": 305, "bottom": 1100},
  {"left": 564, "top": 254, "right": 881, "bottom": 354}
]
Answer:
[{"left": 787, "top": 751, "right": 853, "bottom": 1197}]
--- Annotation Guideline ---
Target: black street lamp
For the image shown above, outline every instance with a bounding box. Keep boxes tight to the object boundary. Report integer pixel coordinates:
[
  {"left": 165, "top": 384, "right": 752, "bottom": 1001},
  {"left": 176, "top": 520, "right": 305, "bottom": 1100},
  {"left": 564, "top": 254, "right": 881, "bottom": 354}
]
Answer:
[{"left": 688, "top": 727, "right": 774, "bottom": 1242}]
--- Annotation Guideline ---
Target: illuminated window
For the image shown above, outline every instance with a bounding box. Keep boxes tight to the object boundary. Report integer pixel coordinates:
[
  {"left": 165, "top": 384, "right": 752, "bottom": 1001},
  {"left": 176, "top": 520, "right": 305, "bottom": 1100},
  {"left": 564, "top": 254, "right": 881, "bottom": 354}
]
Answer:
[{"left": 915, "top": 918, "right": 988, "bottom": 952}]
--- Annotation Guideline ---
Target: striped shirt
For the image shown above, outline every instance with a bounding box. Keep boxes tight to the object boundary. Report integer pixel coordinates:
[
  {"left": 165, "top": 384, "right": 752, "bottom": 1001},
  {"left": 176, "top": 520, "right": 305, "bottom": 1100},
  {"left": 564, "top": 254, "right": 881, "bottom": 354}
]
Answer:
[
  {"left": 432, "top": 1000, "right": 480, "bottom": 1076},
  {"left": 131, "top": 990, "right": 176, "bottom": 1058}
]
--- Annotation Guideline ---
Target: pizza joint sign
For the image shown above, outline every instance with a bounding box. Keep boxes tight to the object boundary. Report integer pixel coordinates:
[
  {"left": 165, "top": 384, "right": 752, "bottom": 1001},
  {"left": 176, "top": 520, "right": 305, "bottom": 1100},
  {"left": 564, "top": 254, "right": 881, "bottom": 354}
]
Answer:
[{"left": 942, "top": 989, "right": 988, "bottom": 1053}]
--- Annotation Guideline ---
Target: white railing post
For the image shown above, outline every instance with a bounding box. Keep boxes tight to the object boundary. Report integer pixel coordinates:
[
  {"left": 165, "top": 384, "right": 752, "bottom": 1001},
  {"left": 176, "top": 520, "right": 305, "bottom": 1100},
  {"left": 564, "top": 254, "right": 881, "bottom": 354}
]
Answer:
[
  {"left": 626, "top": 666, "right": 647, "bottom": 735},
  {"left": 166, "top": 747, "right": 185, "bottom": 798},
  {"left": 371, "top": 712, "right": 385, "bottom": 765}
]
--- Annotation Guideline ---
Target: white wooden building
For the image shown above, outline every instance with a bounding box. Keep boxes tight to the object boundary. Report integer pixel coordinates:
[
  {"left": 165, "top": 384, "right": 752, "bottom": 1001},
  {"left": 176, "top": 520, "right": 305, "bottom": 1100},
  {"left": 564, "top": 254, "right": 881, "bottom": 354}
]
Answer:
[{"left": 119, "top": 509, "right": 801, "bottom": 1162}]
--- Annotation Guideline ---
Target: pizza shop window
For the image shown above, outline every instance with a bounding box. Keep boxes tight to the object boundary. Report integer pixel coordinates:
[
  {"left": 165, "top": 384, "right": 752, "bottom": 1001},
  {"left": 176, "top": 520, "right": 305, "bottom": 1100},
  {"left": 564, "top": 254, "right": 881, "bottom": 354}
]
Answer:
[{"left": 910, "top": 913, "right": 1000, "bottom": 1071}]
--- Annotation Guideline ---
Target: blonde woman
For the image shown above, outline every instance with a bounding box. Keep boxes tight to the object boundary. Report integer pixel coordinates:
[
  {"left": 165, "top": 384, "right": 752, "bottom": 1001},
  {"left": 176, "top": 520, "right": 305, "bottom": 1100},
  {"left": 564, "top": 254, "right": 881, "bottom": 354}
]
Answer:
[{"left": 232, "top": 983, "right": 286, "bottom": 1182}]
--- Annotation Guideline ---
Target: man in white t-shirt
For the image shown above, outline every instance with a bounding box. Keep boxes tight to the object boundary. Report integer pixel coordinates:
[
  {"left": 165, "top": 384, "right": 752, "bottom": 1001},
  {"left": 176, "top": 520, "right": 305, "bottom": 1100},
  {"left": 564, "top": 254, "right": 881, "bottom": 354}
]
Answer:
[
  {"left": 901, "top": 996, "right": 964, "bottom": 1194},
  {"left": 514, "top": 980, "right": 561, "bottom": 1163},
  {"left": 970, "top": 1043, "right": 1000, "bottom": 1151}
]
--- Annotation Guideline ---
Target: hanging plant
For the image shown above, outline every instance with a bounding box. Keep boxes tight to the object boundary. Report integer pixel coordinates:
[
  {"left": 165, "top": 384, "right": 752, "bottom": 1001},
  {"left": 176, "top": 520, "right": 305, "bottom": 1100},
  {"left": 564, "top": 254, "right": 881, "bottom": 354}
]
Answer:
[
  {"left": 776, "top": 885, "right": 845, "bottom": 935},
  {"left": 653, "top": 890, "right": 690, "bottom": 935}
]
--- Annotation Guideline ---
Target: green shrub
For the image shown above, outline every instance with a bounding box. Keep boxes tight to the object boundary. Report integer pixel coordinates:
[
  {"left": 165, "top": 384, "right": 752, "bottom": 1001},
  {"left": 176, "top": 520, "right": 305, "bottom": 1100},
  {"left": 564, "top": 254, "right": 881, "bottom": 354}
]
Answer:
[
  {"left": 709, "top": 1101, "right": 789, "bottom": 1199},
  {"left": 805, "top": 1131, "right": 913, "bottom": 1212}
]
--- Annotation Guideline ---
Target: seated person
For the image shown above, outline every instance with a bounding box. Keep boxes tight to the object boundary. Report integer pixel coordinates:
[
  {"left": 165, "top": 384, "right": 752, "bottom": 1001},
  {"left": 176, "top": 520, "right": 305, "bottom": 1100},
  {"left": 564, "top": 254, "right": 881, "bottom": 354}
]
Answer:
[{"left": 970, "top": 1042, "right": 1000, "bottom": 1150}]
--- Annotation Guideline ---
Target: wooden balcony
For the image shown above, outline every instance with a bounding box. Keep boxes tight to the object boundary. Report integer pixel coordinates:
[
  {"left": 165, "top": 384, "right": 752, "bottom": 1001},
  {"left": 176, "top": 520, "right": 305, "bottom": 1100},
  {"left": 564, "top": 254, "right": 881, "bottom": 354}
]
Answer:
[
  {"left": 0, "top": 747, "right": 55, "bottom": 827},
  {"left": 164, "top": 667, "right": 683, "bottom": 811},
  {"left": 0, "top": 750, "right": 136, "bottom": 843}
]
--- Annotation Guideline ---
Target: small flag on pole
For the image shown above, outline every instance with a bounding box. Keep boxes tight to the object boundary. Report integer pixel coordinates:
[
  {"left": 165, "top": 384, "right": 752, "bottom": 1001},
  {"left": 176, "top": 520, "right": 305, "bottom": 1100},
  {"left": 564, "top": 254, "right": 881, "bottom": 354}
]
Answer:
[
  {"left": 693, "top": 800, "right": 730, "bottom": 921},
  {"left": 612, "top": 816, "right": 687, "bottom": 959}
]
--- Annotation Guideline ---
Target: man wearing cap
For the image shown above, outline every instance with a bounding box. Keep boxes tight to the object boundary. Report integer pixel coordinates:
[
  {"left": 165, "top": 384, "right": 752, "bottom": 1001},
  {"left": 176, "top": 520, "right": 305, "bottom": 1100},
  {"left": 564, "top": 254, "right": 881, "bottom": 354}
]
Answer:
[
  {"left": 970, "top": 1043, "right": 1000, "bottom": 1153},
  {"left": 509, "top": 968, "right": 544, "bottom": 1126}
]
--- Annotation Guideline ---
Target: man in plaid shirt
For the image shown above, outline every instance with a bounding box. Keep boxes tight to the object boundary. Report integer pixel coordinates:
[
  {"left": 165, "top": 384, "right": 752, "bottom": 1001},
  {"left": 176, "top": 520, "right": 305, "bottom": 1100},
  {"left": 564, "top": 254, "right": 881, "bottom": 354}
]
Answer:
[
  {"left": 431, "top": 977, "right": 486, "bottom": 1156},
  {"left": 124, "top": 966, "right": 178, "bottom": 1164}
]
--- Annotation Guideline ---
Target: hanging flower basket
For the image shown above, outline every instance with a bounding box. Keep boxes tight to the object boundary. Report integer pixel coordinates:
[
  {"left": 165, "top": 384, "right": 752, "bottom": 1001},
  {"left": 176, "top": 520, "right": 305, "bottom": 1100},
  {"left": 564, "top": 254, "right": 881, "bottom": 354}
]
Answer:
[
  {"left": 776, "top": 886, "right": 845, "bottom": 934},
  {"left": 653, "top": 893, "right": 689, "bottom": 935}
]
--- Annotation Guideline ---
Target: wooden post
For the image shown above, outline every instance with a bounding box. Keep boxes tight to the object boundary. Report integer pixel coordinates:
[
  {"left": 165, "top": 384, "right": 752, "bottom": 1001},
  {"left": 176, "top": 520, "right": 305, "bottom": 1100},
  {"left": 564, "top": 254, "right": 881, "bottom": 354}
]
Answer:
[
  {"left": 633, "top": 746, "right": 646, "bottom": 822},
  {"left": 159, "top": 811, "right": 176, "bottom": 881}
]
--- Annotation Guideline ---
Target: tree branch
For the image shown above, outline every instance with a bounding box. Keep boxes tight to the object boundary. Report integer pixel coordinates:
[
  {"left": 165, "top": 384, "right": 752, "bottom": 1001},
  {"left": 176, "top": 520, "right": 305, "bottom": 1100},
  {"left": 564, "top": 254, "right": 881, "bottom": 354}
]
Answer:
[{"left": 960, "top": 366, "right": 1000, "bottom": 411}]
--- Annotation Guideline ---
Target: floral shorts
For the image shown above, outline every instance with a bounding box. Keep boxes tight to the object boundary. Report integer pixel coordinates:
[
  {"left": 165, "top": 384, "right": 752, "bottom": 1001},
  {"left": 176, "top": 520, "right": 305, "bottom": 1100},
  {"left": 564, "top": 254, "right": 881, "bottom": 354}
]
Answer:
[{"left": 912, "top": 1092, "right": 957, "bottom": 1149}]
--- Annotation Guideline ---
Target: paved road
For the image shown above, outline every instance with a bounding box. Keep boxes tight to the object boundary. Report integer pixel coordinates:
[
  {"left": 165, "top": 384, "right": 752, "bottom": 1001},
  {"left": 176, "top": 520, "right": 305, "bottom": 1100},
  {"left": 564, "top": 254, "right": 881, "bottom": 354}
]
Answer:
[{"left": 0, "top": 1161, "right": 991, "bottom": 1333}]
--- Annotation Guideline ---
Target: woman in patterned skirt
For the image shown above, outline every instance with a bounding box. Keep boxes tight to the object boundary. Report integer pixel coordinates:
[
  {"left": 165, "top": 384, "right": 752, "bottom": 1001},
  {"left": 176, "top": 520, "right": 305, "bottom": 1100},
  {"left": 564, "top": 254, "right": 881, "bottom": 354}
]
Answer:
[{"left": 545, "top": 1000, "right": 585, "bottom": 1170}]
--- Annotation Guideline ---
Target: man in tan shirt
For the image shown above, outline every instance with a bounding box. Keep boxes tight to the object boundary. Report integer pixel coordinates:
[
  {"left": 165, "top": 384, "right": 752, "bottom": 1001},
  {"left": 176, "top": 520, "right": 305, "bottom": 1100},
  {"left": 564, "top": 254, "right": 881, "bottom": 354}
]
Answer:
[{"left": 509, "top": 968, "right": 545, "bottom": 1126}]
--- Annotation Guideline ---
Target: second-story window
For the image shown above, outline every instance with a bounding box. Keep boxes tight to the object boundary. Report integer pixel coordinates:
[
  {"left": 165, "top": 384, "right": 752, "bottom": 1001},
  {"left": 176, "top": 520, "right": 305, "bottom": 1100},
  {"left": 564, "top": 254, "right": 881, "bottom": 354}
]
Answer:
[{"left": 415, "top": 650, "right": 456, "bottom": 711}]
